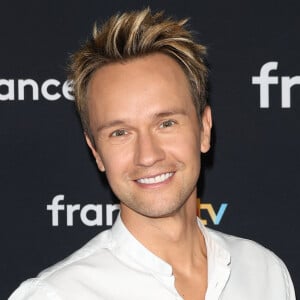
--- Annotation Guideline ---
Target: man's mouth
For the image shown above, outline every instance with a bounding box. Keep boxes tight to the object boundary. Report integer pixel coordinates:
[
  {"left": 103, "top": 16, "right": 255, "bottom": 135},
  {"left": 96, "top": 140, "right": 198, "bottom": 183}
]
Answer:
[{"left": 136, "top": 172, "right": 174, "bottom": 184}]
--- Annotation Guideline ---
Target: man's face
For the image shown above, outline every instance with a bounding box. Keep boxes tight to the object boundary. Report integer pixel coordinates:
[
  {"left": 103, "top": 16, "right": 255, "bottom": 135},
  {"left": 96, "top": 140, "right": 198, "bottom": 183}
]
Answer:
[{"left": 86, "top": 53, "right": 211, "bottom": 219}]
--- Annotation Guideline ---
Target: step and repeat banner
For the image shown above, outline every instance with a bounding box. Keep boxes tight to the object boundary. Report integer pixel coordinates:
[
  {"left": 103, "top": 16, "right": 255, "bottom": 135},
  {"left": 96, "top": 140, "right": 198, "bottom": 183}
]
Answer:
[{"left": 1, "top": 1, "right": 299, "bottom": 298}]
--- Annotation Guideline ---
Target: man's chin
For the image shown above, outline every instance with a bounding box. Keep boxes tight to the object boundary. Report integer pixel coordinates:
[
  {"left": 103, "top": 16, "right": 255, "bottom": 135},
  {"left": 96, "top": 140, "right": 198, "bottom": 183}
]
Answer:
[{"left": 121, "top": 199, "right": 186, "bottom": 219}]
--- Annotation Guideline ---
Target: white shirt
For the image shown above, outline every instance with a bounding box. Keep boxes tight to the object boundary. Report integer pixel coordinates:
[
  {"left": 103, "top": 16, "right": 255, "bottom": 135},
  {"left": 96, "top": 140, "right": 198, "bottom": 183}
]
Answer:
[{"left": 9, "top": 215, "right": 296, "bottom": 300}]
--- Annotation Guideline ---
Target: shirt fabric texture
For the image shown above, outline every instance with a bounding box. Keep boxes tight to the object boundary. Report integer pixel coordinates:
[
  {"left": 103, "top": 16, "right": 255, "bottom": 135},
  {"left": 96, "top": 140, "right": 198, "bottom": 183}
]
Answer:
[{"left": 9, "top": 215, "right": 296, "bottom": 300}]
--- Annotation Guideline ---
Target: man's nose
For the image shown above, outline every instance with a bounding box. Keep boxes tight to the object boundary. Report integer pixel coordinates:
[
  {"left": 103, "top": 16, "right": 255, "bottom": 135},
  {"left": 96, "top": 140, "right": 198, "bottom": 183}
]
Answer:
[{"left": 134, "top": 131, "right": 165, "bottom": 167}]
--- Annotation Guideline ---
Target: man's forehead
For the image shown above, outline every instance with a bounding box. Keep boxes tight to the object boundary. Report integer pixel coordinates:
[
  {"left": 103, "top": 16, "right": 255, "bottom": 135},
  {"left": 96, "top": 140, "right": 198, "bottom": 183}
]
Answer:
[
  {"left": 88, "top": 53, "right": 189, "bottom": 90},
  {"left": 88, "top": 58, "right": 191, "bottom": 109},
  {"left": 86, "top": 52, "right": 196, "bottom": 129}
]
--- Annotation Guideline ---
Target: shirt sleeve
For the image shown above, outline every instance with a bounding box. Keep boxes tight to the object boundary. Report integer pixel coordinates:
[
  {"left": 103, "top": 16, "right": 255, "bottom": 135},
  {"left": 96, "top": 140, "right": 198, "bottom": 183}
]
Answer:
[
  {"left": 8, "top": 279, "right": 62, "bottom": 300},
  {"left": 280, "top": 260, "right": 297, "bottom": 300}
]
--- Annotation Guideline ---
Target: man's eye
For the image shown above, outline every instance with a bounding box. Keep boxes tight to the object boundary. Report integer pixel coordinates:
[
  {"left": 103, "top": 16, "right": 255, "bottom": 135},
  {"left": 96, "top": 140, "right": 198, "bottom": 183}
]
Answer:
[
  {"left": 111, "top": 129, "right": 127, "bottom": 137},
  {"left": 160, "top": 120, "right": 176, "bottom": 128}
]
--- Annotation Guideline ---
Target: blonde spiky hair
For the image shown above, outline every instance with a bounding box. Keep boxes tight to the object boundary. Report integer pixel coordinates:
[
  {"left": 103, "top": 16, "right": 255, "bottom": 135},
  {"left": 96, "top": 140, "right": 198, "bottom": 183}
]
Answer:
[{"left": 69, "top": 8, "right": 208, "bottom": 141}]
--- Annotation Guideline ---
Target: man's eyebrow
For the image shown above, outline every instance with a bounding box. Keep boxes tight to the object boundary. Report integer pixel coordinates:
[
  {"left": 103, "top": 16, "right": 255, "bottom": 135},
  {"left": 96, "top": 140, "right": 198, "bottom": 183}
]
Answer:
[
  {"left": 96, "top": 109, "right": 187, "bottom": 132},
  {"left": 96, "top": 120, "right": 128, "bottom": 132},
  {"left": 153, "top": 109, "right": 187, "bottom": 119}
]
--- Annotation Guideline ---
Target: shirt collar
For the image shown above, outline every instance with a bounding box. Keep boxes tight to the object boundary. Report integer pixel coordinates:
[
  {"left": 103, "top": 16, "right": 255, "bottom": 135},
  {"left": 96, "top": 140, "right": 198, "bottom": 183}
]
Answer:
[
  {"left": 197, "top": 218, "right": 231, "bottom": 276},
  {"left": 110, "top": 214, "right": 231, "bottom": 284},
  {"left": 111, "top": 214, "right": 173, "bottom": 276},
  {"left": 197, "top": 218, "right": 231, "bottom": 299}
]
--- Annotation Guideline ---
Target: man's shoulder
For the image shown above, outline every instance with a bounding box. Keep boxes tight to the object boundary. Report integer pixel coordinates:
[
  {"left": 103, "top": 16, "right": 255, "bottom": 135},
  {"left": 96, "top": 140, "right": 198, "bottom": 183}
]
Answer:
[
  {"left": 207, "top": 229, "right": 295, "bottom": 299},
  {"left": 41, "top": 227, "right": 114, "bottom": 277},
  {"left": 207, "top": 227, "right": 280, "bottom": 263},
  {"left": 9, "top": 228, "right": 117, "bottom": 300},
  {"left": 206, "top": 227, "right": 296, "bottom": 300}
]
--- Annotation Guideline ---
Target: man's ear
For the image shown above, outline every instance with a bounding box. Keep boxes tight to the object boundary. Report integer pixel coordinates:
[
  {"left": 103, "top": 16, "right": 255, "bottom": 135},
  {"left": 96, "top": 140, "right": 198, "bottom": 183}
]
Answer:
[
  {"left": 200, "top": 106, "right": 212, "bottom": 153},
  {"left": 85, "top": 133, "right": 106, "bottom": 172}
]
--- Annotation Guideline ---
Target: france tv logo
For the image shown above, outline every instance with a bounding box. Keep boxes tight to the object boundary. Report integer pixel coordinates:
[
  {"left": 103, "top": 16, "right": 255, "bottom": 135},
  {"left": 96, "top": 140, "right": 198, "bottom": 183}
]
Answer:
[{"left": 47, "top": 195, "right": 228, "bottom": 227}]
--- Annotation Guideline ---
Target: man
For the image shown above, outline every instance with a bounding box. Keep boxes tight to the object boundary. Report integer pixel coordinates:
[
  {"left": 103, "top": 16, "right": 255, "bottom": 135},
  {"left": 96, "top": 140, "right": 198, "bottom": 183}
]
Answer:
[{"left": 9, "top": 8, "right": 295, "bottom": 300}]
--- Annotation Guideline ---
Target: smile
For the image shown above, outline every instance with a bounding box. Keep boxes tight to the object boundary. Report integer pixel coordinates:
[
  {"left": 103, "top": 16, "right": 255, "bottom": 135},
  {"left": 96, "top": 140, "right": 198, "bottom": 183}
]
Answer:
[{"left": 136, "top": 172, "right": 174, "bottom": 184}]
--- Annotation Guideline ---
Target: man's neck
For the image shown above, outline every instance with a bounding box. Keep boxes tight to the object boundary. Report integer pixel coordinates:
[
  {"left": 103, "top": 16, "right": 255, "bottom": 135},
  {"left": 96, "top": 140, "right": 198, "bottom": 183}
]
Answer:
[
  {"left": 121, "top": 197, "right": 208, "bottom": 299},
  {"left": 120, "top": 197, "right": 207, "bottom": 272}
]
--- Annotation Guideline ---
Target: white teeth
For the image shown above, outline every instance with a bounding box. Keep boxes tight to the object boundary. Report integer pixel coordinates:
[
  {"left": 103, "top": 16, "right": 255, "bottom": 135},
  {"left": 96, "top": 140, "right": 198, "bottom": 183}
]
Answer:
[{"left": 137, "top": 172, "right": 174, "bottom": 184}]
